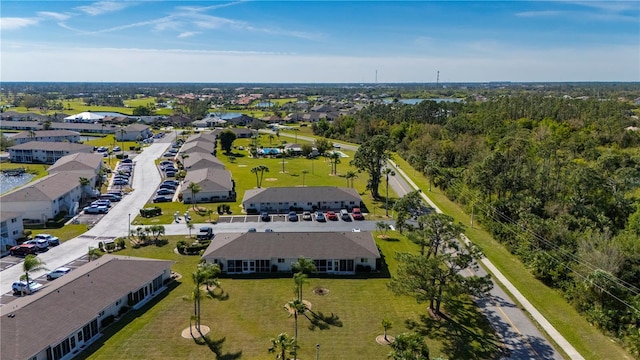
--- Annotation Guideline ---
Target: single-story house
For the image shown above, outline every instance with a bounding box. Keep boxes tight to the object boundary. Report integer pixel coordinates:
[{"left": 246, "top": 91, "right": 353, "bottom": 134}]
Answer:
[
  {"left": 0, "top": 172, "right": 87, "bottom": 223},
  {"left": 242, "top": 186, "right": 363, "bottom": 213},
  {"left": 0, "top": 255, "right": 174, "bottom": 360},
  {"left": 179, "top": 140, "right": 214, "bottom": 156},
  {"left": 8, "top": 142, "right": 93, "bottom": 164},
  {"left": 181, "top": 168, "right": 235, "bottom": 204},
  {"left": 115, "top": 124, "right": 152, "bottom": 141},
  {"left": 12, "top": 130, "right": 81, "bottom": 145},
  {"left": 182, "top": 152, "right": 225, "bottom": 171},
  {"left": 185, "top": 132, "right": 217, "bottom": 144},
  {"left": 49, "top": 122, "right": 117, "bottom": 134},
  {"left": 0, "top": 211, "right": 23, "bottom": 255},
  {"left": 201, "top": 231, "right": 380, "bottom": 275}
]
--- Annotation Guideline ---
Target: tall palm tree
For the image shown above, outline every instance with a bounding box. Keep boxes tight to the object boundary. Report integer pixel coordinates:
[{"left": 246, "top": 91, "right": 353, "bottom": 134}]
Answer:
[
  {"left": 383, "top": 167, "right": 396, "bottom": 216},
  {"left": 251, "top": 166, "right": 261, "bottom": 188},
  {"left": 329, "top": 152, "right": 341, "bottom": 175},
  {"left": 118, "top": 128, "right": 127, "bottom": 153},
  {"left": 187, "top": 182, "right": 202, "bottom": 209},
  {"left": 268, "top": 333, "right": 297, "bottom": 360},
  {"left": 79, "top": 177, "right": 91, "bottom": 204},
  {"left": 87, "top": 247, "right": 102, "bottom": 262},
  {"left": 258, "top": 165, "right": 270, "bottom": 187},
  {"left": 301, "top": 169, "right": 309, "bottom": 187},
  {"left": 287, "top": 299, "right": 308, "bottom": 360},
  {"left": 292, "top": 257, "right": 317, "bottom": 302},
  {"left": 190, "top": 263, "right": 221, "bottom": 335},
  {"left": 21, "top": 255, "right": 47, "bottom": 296},
  {"left": 344, "top": 170, "right": 358, "bottom": 187}
]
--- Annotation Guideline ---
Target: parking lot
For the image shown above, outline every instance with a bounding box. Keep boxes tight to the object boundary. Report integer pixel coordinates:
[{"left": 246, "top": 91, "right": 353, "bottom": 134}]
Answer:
[
  {"left": 0, "top": 254, "right": 92, "bottom": 306},
  {"left": 216, "top": 212, "right": 363, "bottom": 223}
]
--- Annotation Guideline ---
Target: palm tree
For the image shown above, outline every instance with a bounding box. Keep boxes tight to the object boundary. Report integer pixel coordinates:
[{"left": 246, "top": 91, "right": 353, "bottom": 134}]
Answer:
[
  {"left": 286, "top": 299, "right": 308, "bottom": 360},
  {"left": 387, "top": 332, "right": 430, "bottom": 360},
  {"left": 301, "top": 169, "right": 309, "bottom": 187},
  {"left": 187, "top": 182, "right": 202, "bottom": 209},
  {"left": 258, "top": 165, "right": 270, "bottom": 187},
  {"left": 87, "top": 247, "right": 102, "bottom": 262},
  {"left": 251, "top": 166, "right": 261, "bottom": 188},
  {"left": 279, "top": 145, "right": 286, "bottom": 173},
  {"left": 118, "top": 128, "right": 127, "bottom": 153},
  {"left": 383, "top": 167, "right": 396, "bottom": 216},
  {"left": 268, "top": 333, "right": 297, "bottom": 360},
  {"left": 79, "top": 177, "right": 91, "bottom": 204},
  {"left": 20, "top": 255, "right": 47, "bottom": 296},
  {"left": 292, "top": 257, "right": 317, "bottom": 302},
  {"left": 187, "top": 222, "right": 195, "bottom": 238},
  {"left": 329, "top": 152, "right": 341, "bottom": 175},
  {"left": 344, "top": 170, "right": 358, "bottom": 187},
  {"left": 269, "top": 133, "right": 275, "bottom": 145},
  {"left": 190, "top": 263, "right": 221, "bottom": 335}
]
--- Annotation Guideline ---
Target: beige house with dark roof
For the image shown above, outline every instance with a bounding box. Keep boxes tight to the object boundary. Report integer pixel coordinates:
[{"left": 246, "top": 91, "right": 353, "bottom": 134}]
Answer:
[
  {"left": 184, "top": 131, "right": 217, "bottom": 144},
  {"left": 0, "top": 172, "right": 85, "bottom": 223},
  {"left": 8, "top": 141, "right": 93, "bottom": 164},
  {"left": 0, "top": 255, "right": 174, "bottom": 360},
  {"left": 202, "top": 232, "right": 380, "bottom": 274},
  {"left": 181, "top": 167, "right": 235, "bottom": 204},
  {"left": 12, "top": 130, "right": 81, "bottom": 145},
  {"left": 182, "top": 152, "right": 225, "bottom": 171},
  {"left": 242, "top": 186, "right": 362, "bottom": 213},
  {"left": 115, "top": 123, "right": 152, "bottom": 141},
  {"left": 47, "top": 153, "right": 105, "bottom": 189},
  {"left": 179, "top": 140, "right": 214, "bottom": 156}
]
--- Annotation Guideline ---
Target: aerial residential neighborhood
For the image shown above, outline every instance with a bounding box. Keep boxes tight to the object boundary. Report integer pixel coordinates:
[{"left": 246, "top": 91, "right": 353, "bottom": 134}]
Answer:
[{"left": 1, "top": 0, "right": 639, "bottom": 359}]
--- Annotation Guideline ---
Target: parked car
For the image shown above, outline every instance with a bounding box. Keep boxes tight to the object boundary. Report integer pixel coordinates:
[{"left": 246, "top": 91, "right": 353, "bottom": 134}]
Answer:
[
  {"left": 153, "top": 196, "right": 172, "bottom": 203},
  {"left": 34, "top": 233, "right": 60, "bottom": 246},
  {"left": 113, "top": 180, "right": 129, "bottom": 186},
  {"left": 9, "top": 244, "right": 37, "bottom": 256},
  {"left": 197, "top": 227, "right": 214, "bottom": 240},
  {"left": 100, "top": 193, "right": 121, "bottom": 201},
  {"left": 24, "top": 239, "right": 49, "bottom": 251},
  {"left": 47, "top": 267, "right": 72, "bottom": 280},
  {"left": 247, "top": 228, "right": 257, "bottom": 233},
  {"left": 288, "top": 211, "right": 298, "bottom": 222},
  {"left": 340, "top": 209, "right": 351, "bottom": 221},
  {"left": 159, "top": 183, "right": 177, "bottom": 190},
  {"left": 315, "top": 211, "right": 326, "bottom": 222},
  {"left": 265, "top": 228, "right": 274, "bottom": 232},
  {"left": 12, "top": 280, "right": 43, "bottom": 294},
  {"left": 92, "top": 199, "right": 111, "bottom": 207},
  {"left": 352, "top": 207, "right": 364, "bottom": 220},
  {"left": 165, "top": 171, "right": 176, "bottom": 178},
  {"left": 261, "top": 212, "right": 270, "bottom": 222},
  {"left": 159, "top": 160, "right": 173, "bottom": 166},
  {"left": 84, "top": 205, "right": 109, "bottom": 214},
  {"left": 162, "top": 180, "right": 179, "bottom": 186},
  {"left": 113, "top": 146, "right": 121, "bottom": 152},
  {"left": 156, "top": 189, "right": 175, "bottom": 196},
  {"left": 121, "top": 158, "right": 133, "bottom": 164},
  {"left": 302, "top": 211, "right": 312, "bottom": 221},
  {"left": 326, "top": 211, "right": 338, "bottom": 221}
]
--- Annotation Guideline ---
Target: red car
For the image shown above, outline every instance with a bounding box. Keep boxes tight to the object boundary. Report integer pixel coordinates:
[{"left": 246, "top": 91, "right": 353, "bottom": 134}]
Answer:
[
  {"left": 10, "top": 244, "right": 38, "bottom": 257},
  {"left": 326, "top": 211, "right": 338, "bottom": 221},
  {"left": 352, "top": 207, "right": 364, "bottom": 220}
]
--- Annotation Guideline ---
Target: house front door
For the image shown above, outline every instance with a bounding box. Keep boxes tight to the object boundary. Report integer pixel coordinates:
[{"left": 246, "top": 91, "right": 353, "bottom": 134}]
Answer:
[{"left": 242, "top": 260, "right": 255, "bottom": 273}]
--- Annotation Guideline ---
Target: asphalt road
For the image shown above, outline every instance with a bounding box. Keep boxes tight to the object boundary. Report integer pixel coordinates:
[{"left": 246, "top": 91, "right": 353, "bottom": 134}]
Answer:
[{"left": 0, "top": 129, "right": 577, "bottom": 359}]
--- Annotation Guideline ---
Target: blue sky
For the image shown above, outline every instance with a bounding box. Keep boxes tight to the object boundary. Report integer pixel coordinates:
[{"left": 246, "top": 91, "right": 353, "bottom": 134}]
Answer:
[{"left": 1, "top": 1, "right": 638, "bottom": 82}]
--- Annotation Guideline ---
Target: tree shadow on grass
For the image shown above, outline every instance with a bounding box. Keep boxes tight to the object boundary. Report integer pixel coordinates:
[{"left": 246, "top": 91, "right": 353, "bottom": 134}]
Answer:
[
  {"left": 193, "top": 335, "right": 243, "bottom": 360},
  {"left": 206, "top": 287, "right": 230, "bottom": 301},
  {"left": 306, "top": 310, "right": 344, "bottom": 331},
  {"left": 405, "top": 299, "right": 503, "bottom": 360}
]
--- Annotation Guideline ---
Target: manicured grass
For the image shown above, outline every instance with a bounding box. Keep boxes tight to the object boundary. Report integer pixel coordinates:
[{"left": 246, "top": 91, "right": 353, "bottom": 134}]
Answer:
[
  {"left": 0, "top": 162, "right": 49, "bottom": 180},
  {"left": 79, "top": 232, "right": 499, "bottom": 360},
  {"left": 391, "top": 155, "right": 632, "bottom": 360},
  {"left": 28, "top": 224, "right": 90, "bottom": 242}
]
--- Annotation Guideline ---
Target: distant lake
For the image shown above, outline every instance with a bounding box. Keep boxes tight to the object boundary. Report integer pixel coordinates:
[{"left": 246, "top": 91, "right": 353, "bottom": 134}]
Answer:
[
  {"left": 384, "top": 98, "right": 464, "bottom": 105},
  {"left": 0, "top": 172, "right": 35, "bottom": 194}
]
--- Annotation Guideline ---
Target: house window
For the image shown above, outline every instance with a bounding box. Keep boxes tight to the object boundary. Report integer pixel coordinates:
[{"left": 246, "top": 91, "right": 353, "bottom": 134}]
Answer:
[
  {"left": 277, "top": 258, "right": 285, "bottom": 263},
  {"left": 361, "top": 258, "right": 368, "bottom": 263},
  {"left": 11, "top": 218, "right": 16, "bottom": 223},
  {"left": 78, "top": 331, "right": 83, "bottom": 341}
]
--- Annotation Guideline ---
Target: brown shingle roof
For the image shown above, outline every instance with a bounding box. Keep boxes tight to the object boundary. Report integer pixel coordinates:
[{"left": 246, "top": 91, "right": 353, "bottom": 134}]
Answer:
[
  {"left": 47, "top": 153, "right": 104, "bottom": 174},
  {"left": 182, "top": 168, "right": 233, "bottom": 192},
  {"left": 182, "top": 152, "right": 225, "bottom": 171},
  {"left": 242, "top": 186, "right": 361, "bottom": 204},
  {"left": 0, "top": 255, "right": 173, "bottom": 360},
  {"left": 0, "top": 172, "right": 82, "bottom": 202}
]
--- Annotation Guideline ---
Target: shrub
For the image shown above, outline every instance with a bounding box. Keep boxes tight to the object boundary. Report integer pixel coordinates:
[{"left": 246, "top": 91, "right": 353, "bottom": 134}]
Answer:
[
  {"left": 116, "top": 237, "right": 125, "bottom": 249},
  {"left": 155, "top": 238, "right": 169, "bottom": 247},
  {"left": 101, "top": 314, "right": 115, "bottom": 328}
]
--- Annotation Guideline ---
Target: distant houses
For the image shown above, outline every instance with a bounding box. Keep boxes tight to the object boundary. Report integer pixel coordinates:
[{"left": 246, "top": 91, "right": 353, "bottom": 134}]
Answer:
[
  {"left": 11, "top": 130, "right": 81, "bottom": 145},
  {"left": 8, "top": 142, "right": 93, "bottom": 164}
]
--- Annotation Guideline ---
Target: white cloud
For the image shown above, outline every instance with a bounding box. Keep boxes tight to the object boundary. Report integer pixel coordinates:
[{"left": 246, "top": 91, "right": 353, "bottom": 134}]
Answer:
[
  {"left": 37, "top": 12, "right": 72, "bottom": 21},
  {"left": 0, "top": 17, "right": 39, "bottom": 30},
  {"left": 177, "top": 31, "right": 200, "bottom": 38},
  {"left": 2, "top": 44, "right": 637, "bottom": 83},
  {"left": 76, "top": 1, "right": 131, "bottom": 16}
]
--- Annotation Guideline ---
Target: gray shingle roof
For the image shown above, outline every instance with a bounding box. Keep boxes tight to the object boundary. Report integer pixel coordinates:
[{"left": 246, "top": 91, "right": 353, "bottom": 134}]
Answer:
[
  {"left": 47, "top": 153, "right": 104, "bottom": 174},
  {"left": 8, "top": 141, "right": 92, "bottom": 152},
  {"left": 0, "top": 255, "right": 173, "bottom": 360},
  {"left": 182, "top": 168, "right": 233, "bottom": 192},
  {"left": 242, "top": 186, "right": 361, "bottom": 204},
  {"left": 202, "top": 232, "right": 380, "bottom": 260},
  {"left": 12, "top": 130, "right": 80, "bottom": 140},
  {"left": 0, "top": 172, "right": 82, "bottom": 202},
  {"left": 182, "top": 152, "right": 225, "bottom": 171}
]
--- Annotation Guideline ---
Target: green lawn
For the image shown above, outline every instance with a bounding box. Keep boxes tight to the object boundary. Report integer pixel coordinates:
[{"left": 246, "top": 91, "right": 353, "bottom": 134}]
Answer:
[
  {"left": 391, "top": 155, "right": 632, "bottom": 360},
  {"left": 136, "top": 134, "right": 397, "bottom": 225},
  {"left": 79, "top": 232, "right": 499, "bottom": 360}
]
